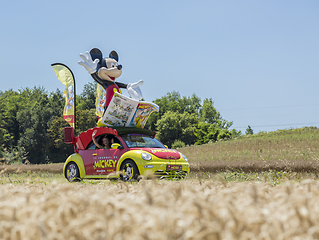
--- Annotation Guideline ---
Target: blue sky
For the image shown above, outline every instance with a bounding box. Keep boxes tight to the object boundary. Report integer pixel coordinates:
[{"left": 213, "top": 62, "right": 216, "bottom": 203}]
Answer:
[{"left": 1, "top": 0, "right": 318, "bottom": 133}]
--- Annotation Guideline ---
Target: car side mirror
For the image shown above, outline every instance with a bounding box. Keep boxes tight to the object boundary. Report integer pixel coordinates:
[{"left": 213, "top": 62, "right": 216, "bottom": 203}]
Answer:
[
  {"left": 164, "top": 145, "right": 168, "bottom": 149},
  {"left": 111, "top": 143, "right": 122, "bottom": 149}
]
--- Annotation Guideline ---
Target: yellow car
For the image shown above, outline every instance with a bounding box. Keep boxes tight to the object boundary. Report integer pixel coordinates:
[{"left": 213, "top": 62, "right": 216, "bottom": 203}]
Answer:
[{"left": 63, "top": 126, "right": 190, "bottom": 181}]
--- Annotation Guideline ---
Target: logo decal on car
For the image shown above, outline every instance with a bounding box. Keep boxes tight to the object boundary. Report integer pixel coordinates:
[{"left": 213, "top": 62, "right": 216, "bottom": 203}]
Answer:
[
  {"left": 93, "top": 159, "right": 117, "bottom": 169},
  {"left": 150, "top": 149, "right": 177, "bottom": 154}
]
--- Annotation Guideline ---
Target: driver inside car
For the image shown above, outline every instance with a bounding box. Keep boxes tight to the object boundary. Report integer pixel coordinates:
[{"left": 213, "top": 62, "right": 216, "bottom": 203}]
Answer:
[{"left": 92, "top": 130, "right": 114, "bottom": 149}]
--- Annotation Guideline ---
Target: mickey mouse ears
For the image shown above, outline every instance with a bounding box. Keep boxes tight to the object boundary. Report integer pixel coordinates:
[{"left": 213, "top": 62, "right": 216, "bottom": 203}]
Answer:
[
  {"left": 109, "top": 51, "right": 119, "bottom": 62},
  {"left": 90, "top": 48, "right": 102, "bottom": 62},
  {"left": 89, "top": 48, "right": 119, "bottom": 62}
]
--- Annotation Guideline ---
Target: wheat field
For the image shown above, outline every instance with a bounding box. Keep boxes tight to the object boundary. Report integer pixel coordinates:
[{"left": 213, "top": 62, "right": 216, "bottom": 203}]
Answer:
[
  {"left": 1, "top": 178, "right": 319, "bottom": 240},
  {"left": 2, "top": 127, "right": 319, "bottom": 239}
]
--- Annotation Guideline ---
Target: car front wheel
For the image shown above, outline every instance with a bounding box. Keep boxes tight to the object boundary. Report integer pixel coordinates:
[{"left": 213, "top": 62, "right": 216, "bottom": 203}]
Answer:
[
  {"left": 65, "top": 162, "right": 81, "bottom": 182},
  {"left": 120, "top": 160, "right": 139, "bottom": 181}
]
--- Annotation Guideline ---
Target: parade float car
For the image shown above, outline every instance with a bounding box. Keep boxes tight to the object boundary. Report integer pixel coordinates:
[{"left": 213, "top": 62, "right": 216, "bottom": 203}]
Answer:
[{"left": 63, "top": 126, "right": 190, "bottom": 181}]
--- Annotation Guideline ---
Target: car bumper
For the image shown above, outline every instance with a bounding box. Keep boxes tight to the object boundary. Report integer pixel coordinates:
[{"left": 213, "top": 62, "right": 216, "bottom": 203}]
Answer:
[{"left": 140, "top": 161, "right": 190, "bottom": 179}]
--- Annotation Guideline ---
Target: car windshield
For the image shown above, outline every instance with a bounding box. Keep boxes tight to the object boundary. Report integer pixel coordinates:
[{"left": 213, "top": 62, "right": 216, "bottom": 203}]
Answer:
[{"left": 121, "top": 134, "right": 165, "bottom": 148}]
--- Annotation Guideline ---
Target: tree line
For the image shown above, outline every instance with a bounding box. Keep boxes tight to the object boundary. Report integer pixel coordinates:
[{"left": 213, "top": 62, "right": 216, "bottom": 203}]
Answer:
[{"left": 0, "top": 83, "right": 241, "bottom": 164}]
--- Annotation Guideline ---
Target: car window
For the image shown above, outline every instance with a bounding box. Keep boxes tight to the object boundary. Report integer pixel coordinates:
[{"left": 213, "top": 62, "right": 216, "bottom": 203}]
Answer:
[
  {"left": 87, "top": 141, "right": 97, "bottom": 150},
  {"left": 86, "top": 135, "right": 123, "bottom": 150},
  {"left": 121, "top": 134, "right": 165, "bottom": 148}
]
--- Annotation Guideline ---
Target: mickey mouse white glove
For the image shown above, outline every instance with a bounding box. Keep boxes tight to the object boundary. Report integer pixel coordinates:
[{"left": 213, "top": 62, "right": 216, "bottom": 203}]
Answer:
[
  {"left": 78, "top": 51, "right": 99, "bottom": 74},
  {"left": 127, "top": 80, "right": 144, "bottom": 101}
]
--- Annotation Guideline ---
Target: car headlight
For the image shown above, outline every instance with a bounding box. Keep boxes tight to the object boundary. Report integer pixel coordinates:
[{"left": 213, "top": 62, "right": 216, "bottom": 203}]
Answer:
[
  {"left": 181, "top": 154, "right": 188, "bottom": 162},
  {"left": 141, "top": 152, "right": 152, "bottom": 161}
]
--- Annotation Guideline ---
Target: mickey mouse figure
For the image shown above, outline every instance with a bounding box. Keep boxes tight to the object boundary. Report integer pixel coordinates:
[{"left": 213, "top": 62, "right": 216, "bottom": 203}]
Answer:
[{"left": 78, "top": 48, "right": 143, "bottom": 111}]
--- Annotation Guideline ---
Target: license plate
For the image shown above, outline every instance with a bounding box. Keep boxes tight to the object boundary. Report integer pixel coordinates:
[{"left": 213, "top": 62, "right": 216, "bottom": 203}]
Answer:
[{"left": 166, "top": 165, "right": 182, "bottom": 171}]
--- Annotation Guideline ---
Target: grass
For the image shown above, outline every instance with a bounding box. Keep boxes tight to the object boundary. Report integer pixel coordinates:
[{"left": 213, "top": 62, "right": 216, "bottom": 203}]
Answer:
[
  {"left": 189, "top": 170, "right": 319, "bottom": 186},
  {"left": 0, "top": 162, "right": 64, "bottom": 174},
  {"left": 179, "top": 127, "right": 319, "bottom": 173},
  {"left": 0, "top": 171, "right": 64, "bottom": 185},
  {"left": 1, "top": 169, "right": 319, "bottom": 187}
]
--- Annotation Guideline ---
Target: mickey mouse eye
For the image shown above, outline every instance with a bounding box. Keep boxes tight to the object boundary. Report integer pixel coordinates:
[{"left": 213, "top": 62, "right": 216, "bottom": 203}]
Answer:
[{"left": 111, "top": 63, "right": 115, "bottom": 68}]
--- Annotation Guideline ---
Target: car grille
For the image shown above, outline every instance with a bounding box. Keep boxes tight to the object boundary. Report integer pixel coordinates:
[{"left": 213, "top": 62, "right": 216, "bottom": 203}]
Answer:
[{"left": 153, "top": 170, "right": 188, "bottom": 179}]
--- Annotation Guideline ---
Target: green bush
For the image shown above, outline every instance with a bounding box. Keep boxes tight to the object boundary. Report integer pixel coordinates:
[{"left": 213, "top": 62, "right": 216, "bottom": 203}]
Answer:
[
  {"left": 2, "top": 146, "right": 28, "bottom": 165},
  {"left": 172, "top": 140, "right": 186, "bottom": 149}
]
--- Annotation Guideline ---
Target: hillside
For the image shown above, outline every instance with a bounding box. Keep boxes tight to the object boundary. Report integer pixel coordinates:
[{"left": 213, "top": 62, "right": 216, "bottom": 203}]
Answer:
[{"left": 180, "top": 127, "right": 319, "bottom": 173}]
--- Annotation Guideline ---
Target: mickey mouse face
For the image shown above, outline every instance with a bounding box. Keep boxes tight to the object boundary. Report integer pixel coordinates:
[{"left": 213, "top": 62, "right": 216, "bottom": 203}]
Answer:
[
  {"left": 98, "top": 60, "right": 122, "bottom": 81},
  {"left": 104, "top": 58, "right": 121, "bottom": 69},
  {"left": 90, "top": 48, "right": 123, "bottom": 82}
]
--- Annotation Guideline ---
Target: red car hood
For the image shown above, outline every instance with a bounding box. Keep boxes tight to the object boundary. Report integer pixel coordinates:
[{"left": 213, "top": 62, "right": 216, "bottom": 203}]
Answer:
[{"left": 143, "top": 148, "right": 181, "bottom": 160}]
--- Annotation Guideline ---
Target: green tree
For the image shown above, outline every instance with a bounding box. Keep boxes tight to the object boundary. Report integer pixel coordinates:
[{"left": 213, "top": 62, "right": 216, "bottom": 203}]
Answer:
[
  {"left": 195, "top": 122, "right": 219, "bottom": 145},
  {"left": 76, "top": 108, "right": 97, "bottom": 133},
  {"left": 47, "top": 116, "right": 74, "bottom": 162},
  {"left": 156, "top": 111, "right": 198, "bottom": 148},
  {"left": 0, "top": 87, "right": 52, "bottom": 150},
  {"left": 171, "top": 140, "right": 186, "bottom": 149},
  {"left": 200, "top": 98, "right": 221, "bottom": 124},
  {"left": 0, "top": 85, "right": 243, "bottom": 163},
  {"left": 245, "top": 125, "right": 254, "bottom": 135},
  {"left": 195, "top": 121, "right": 241, "bottom": 145},
  {"left": 17, "top": 94, "right": 53, "bottom": 164},
  {"left": 145, "top": 91, "right": 202, "bottom": 131},
  {"left": 0, "top": 89, "right": 24, "bottom": 148},
  {"left": 48, "top": 89, "right": 64, "bottom": 117},
  {"left": 0, "top": 85, "right": 100, "bottom": 164},
  {"left": 77, "top": 82, "right": 96, "bottom": 110},
  {"left": 145, "top": 91, "right": 241, "bottom": 147},
  {"left": 0, "top": 96, "right": 6, "bottom": 157}
]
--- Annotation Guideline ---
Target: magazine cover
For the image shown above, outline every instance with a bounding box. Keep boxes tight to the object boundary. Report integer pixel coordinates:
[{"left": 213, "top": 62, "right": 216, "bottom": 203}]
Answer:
[{"left": 100, "top": 92, "right": 159, "bottom": 128}]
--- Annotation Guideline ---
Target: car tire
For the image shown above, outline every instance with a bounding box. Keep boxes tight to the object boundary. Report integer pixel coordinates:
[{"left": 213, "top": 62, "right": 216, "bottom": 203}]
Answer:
[
  {"left": 65, "top": 162, "right": 81, "bottom": 182},
  {"left": 120, "top": 160, "right": 140, "bottom": 181}
]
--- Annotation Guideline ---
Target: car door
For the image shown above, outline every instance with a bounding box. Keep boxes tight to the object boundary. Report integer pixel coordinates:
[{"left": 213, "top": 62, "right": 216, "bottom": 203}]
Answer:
[
  {"left": 91, "top": 148, "right": 122, "bottom": 175},
  {"left": 79, "top": 148, "right": 96, "bottom": 176},
  {"left": 80, "top": 134, "right": 125, "bottom": 176}
]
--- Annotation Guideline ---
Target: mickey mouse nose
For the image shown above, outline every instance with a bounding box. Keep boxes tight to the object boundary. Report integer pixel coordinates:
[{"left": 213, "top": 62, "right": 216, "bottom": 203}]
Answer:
[{"left": 117, "top": 65, "right": 122, "bottom": 70}]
